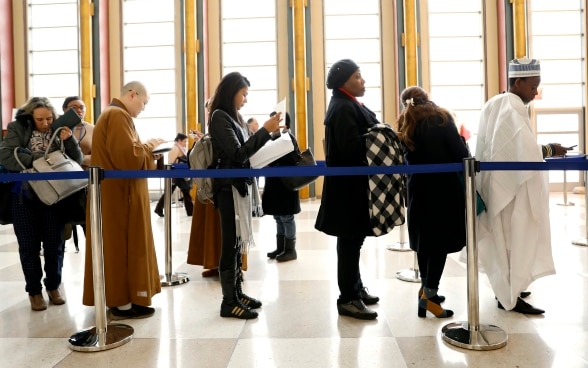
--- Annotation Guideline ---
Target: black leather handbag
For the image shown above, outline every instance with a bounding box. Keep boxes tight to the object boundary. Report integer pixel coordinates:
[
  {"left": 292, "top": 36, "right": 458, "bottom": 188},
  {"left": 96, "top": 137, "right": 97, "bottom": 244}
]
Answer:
[{"left": 280, "top": 148, "right": 319, "bottom": 191}]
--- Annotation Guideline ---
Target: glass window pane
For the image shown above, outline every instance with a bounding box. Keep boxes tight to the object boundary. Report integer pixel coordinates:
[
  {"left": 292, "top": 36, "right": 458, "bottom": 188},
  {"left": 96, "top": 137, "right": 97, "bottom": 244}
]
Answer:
[
  {"left": 532, "top": 35, "right": 583, "bottom": 59},
  {"left": 536, "top": 113, "right": 580, "bottom": 132},
  {"left": 325, "top": 39, "right": 381, "bottom": 64},
  {"left": 29, "top": 3, "right": 78, "bottom": 27},
  {"left": 223, "top": 19, "right": 276, "bottom": 42},
  {"left": 324, "top": 0, "right": 379, "bottom": 15},
  {"left": 429, "top": 13, "right": 482, "bottom": 37},
  {"left": 430, "top": 86, "right": 484, "bottom": 110},
  {"left": 238, "top": 90, "right": 280, "bottom": 117},
  {"left": 430, "top": 61, "right": 483, "bottom": 85},
  {"left": 223, "top": 66, "right": 278, "bottom": 91},
  {"left": 325, "top": 15, "right": 380, "bottom": 39},
  {"left": 29, "top": 74, "right": 81, "bottom": 98},
  {"left": 428, "top": 0, "right": 481, "bottom": 12},
  {"left": 123, "top": 0, "right": 174, "bottom": 23},
  {"left": 30, "top": 50, "right": 79, "bottom": 74},
  {"left": 223, "top": 42, "right": 277, "bottom": 66},
  {"left": 222, "top": 0, "right": 275, "bottom": 18},
  {"left": 124, "top": 70, "right": 177, "bottom": 93},
  {"left": 429, "top": 38, "right": 483, "bottom": 60},
  {"left": 124, "top": 46, "right": 175, "bottom": 69},
  {"left": 534, "top": 84, "right": 584, "bottom": 108},
  {"left": 532, "top": 11, "right": 582, "bottom": 34},
  {"left": 30, "top": 27, "right": 78, "bottom": 51},
  {"left": 531, "top": 0, "right": 583, "bottom": 11},
  {"left": 540, "top": 60, "right": 583, "bottom": 84},
  {"left": 123, "top": 23, "right": 175, "bottom": 46}
]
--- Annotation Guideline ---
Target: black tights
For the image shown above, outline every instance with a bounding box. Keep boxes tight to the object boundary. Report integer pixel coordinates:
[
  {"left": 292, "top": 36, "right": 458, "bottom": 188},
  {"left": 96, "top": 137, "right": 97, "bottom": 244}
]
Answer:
[{"left": 416, "top": 252, "right": 447, "bottom": 290}]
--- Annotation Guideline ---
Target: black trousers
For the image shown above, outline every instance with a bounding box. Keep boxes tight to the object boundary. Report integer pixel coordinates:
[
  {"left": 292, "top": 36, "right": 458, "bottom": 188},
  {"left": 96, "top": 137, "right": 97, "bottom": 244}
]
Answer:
[
  {"left": 215, "top": 188, "right": 239, "bottom": 272},
  {"left": 336, "top": 235, "right": 366, "bottom": 304},
  {"left": 416, "top": 252, "right": 447, "bottom": 290}
]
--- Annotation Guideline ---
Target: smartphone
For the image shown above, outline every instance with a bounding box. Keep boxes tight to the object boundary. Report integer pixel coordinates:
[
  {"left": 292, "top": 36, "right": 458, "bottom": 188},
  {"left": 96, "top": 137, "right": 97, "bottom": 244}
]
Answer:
[{"left": 566, "top": 144, "right": 578, "bottom": 150}]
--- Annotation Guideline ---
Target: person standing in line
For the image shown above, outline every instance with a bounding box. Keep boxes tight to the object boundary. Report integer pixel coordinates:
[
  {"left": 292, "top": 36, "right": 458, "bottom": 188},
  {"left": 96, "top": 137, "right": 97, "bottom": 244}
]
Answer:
[
  {"left": 264, "top": 112, "right": 300, "bottom": 262},
  {"left": 63, "top": 96, "right": 93, "bottom": 169},
  {"left": 476, "top": 58, "right": 571, "bottom": 315},
  {"left": 246, "top": 117, "right": 259, "bottom": 134},
  {"left": 396, "top": 86, "right": 469, "bottom": 318},
  {"left": 0, "top": 97, "right": 83, "bottom": 311},
  {"left": 187, "top": 98, "right": 248, "bottom": 277},
  {"left": 82, "top": 81, "right": 166, "bottom": 319},
  {"left": 314, "top": 59, "right": 380, "bottom": 320},
  {"left": 209, "top": 71, "right": 282, "bottom": 319},
  {"left": 154, "top": 132, "right": 194, "bottom": 217}
]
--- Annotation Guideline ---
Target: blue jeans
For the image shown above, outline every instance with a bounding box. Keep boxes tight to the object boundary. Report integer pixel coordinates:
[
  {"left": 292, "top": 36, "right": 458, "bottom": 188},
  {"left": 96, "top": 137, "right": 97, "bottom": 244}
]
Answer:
[{"left": 274, "top": 215, "right": 296, "bottom": 239}]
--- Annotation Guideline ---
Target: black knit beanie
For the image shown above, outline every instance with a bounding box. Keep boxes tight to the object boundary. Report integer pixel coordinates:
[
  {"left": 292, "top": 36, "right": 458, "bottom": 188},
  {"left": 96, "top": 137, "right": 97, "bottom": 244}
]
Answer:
[{"left": 326, "top": 59, "right": 359, "bottom": 89}]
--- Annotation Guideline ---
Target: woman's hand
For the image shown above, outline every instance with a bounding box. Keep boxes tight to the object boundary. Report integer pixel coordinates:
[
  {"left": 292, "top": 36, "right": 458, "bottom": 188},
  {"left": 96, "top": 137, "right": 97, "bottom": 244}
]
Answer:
[
  {"left": 262, "top": 112, "right": 284, "bottom": 133},
  {"left": 59, "top": 127, "right": 73, "bottom": 141}
]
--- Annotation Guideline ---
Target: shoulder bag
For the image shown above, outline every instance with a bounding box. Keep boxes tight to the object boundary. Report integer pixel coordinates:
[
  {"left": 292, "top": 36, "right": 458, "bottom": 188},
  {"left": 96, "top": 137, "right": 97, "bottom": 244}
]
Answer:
[
  {"left": 280, "top": 148, "right": 319, "bottom": 191},
  {"left": 14, "top": 127, "right": 88, "bottom": 205}
]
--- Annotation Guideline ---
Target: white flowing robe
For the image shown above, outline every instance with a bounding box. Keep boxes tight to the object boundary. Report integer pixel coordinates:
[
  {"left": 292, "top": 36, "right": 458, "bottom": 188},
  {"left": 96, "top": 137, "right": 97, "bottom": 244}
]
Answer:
[{"left": 475, "top": 93, "right": 555, "bottom": 310}]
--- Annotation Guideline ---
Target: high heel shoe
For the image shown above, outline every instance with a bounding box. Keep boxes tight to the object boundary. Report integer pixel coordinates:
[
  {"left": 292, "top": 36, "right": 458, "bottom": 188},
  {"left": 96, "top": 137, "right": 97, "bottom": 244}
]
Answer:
[{"left": 418, "top": 287, "right": 453, "bottom": 318}]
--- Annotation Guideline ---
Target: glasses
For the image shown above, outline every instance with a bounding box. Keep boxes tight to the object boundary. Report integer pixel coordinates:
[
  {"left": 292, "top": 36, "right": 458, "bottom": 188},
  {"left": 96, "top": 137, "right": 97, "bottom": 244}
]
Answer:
[
  {"left": 67, "top": 104, "right": 86, "bottom": 111},
  {"left": 131, "top": 90, "right": 149, "bottom": 106}
]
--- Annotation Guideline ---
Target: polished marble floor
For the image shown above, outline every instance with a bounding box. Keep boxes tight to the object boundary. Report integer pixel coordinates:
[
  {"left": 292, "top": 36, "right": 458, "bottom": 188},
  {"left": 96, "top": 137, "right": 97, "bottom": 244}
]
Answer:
[{"left": 0, "top": 192, "right": 586, "bottom": 368}]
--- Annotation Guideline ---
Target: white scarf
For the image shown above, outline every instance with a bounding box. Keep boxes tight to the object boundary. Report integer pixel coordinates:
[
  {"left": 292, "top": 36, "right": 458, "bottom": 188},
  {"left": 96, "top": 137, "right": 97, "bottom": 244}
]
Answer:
[{"left": 232, "top": 183, "right": 254, "bottom": 254}]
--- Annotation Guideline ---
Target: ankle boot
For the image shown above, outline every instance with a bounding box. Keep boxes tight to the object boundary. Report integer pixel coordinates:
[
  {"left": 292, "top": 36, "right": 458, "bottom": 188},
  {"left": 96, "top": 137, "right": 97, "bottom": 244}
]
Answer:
[
  {"left": 154, "top": 196, "right": 164, "bottom": 217},
  {"left": 418, "top": 287, "right": 453, "bottom": 318},
  {"left": 267, "top": 235, "right": 285, "bottom": 259},
  {"left": 235, "top": 269, "right": 262, "bottom": 309},
  {"left": 183, "top": 193, "right": 194, "bottom": 216},
  {"left": 29, "top": 294, "right": 47, "bottom": 311},
  {"left": 276, "top": 238, "right": 297, "bottom": 262},
  {"left": 219, "top": 270, "right": 258, "bottom": 319}
]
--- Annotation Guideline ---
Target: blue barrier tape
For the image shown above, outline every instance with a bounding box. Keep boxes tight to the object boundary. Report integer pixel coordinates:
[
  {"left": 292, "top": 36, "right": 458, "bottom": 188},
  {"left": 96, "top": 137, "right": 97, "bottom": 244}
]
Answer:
[{"left": 0, "top": 156, "right": 586, "bottom": 182}]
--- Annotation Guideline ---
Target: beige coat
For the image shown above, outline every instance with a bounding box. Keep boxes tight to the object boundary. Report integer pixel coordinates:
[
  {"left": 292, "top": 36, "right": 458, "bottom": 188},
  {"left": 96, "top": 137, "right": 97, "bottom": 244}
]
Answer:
[{"left": 82, "top": 98, "right": 161, "bottom": 307}]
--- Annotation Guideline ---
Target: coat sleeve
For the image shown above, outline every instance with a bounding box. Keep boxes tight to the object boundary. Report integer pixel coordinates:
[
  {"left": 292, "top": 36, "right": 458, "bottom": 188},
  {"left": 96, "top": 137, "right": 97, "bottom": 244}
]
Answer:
[
  {"left": 325, "top": 102, "right": 366, "bottom": 166},
  {"left": 0, "top": 122, "right": 37, "bottom": 171}
]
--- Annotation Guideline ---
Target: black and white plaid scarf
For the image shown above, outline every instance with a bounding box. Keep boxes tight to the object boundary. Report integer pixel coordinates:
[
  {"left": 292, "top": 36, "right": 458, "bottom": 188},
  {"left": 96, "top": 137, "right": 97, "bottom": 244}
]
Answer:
[{"left": 364, "top": 123, "right": 406, "bottom": 236}]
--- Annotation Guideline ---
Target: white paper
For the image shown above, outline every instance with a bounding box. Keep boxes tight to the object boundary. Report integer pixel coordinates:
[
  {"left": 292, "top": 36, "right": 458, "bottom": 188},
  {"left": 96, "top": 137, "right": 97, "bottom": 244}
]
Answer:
[
  {"left": 274, "top": 98, "right": 286, "bottom": 117},
  {"left": 249, "top": 131, "right": 294, "bottom": 168}
]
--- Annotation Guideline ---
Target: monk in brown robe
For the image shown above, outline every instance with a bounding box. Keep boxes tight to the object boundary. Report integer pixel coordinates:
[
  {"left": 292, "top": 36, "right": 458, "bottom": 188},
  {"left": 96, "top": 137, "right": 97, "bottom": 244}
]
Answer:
[{"left": 82, "top": 81, "right": 166, "bottom": 320}]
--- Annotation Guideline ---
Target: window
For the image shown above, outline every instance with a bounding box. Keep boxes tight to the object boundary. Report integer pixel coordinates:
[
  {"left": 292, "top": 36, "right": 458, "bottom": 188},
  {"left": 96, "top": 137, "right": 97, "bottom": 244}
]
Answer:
[
  {"left": 221, "top": 0, "right": 278, "bottom": 125},
  {"left": 27, "top": 0, "right": 81, "bottom": 111},
  {"left": 426, "top": 0, "right": 484, "bottom": 151},
  {"left": 324, "top": 0, "right": 382, "bottom": 120}
]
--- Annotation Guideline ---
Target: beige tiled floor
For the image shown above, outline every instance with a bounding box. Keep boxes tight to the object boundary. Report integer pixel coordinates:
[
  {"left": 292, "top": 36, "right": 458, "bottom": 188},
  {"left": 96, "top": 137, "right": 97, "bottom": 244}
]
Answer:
[{"left": 0, "top": 193, "right": 586, "bottom": 368}]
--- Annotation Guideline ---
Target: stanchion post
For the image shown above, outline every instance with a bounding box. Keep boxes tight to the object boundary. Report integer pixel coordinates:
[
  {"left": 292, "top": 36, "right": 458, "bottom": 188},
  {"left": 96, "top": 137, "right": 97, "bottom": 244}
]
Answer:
[
  {"left": 386, "top": 221, "right": 411, "bottom": 252},
  {"left": 572, "top": 157, "right": 588, "bottom": 246},
  {"left": 441, "top": 158, "right": 507, "bottom": 350},
  {"left": 160, "top": 164, "right": 189, "bottom": 286},
  {"left": 68, "top": 166, "right": 133, "bottom": 352},
  {"left": 395, "top": 251, "right": 421, "bottom": 282}
]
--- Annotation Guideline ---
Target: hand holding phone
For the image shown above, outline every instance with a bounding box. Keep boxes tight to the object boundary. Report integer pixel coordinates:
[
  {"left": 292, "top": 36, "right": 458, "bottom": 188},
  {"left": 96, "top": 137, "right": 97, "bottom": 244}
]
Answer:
[{"left": 565, "top": 144, "right": 578, "bottom": 150}]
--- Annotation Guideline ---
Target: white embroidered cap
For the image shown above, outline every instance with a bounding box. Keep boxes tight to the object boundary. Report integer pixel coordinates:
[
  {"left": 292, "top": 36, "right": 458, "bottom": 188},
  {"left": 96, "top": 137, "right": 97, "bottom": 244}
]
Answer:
[{"left": 508, "top": 57, "right": 541, "bottom": 78}]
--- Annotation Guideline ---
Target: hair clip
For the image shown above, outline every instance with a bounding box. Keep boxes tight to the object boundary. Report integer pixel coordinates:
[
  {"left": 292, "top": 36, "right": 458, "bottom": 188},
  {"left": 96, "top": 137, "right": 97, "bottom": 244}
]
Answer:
[{"left": 405, "top": 98, "right": 414, "bottom": 106}]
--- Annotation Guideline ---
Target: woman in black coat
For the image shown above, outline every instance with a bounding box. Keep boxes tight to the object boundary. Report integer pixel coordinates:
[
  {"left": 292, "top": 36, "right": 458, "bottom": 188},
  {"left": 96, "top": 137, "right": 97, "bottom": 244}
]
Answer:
[
  {"left": 314, "top": 59, "right": 380, "bottom": 320},
  {"left": 396, "top": 86, "right": 469, "bottom": 318},
  {"left": 263, "top": 112, "right": 301, "bottom": 262}
]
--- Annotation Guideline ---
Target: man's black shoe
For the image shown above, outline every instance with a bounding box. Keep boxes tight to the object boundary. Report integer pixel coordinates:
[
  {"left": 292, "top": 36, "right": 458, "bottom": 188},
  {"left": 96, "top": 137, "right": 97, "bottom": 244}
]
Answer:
[
  {"left": 497, "top": 297, "right": 544, "bottom": 315},
  {"left": 110, "top": 304, "right": 155, "bottom": 320},
  {"left": 337, "top": 299, "right": 377, "bottom": 320},
  {"left": 359, "top": 287, "right": 379, "bottom": 305}
]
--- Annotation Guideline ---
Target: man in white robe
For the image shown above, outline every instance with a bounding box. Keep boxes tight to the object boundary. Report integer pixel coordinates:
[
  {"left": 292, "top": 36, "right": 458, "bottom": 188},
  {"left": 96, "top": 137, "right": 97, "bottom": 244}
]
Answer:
[{"left": 475, "top": 58, "right": 569, "bottom": 314}]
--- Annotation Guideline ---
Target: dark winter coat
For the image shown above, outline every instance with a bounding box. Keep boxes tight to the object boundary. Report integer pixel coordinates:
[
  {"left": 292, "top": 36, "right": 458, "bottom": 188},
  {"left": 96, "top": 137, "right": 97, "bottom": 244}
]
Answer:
[
  {"left": 405, "top": 115, "right": 470, "bottom": 255},
  {"left": 262, "top": 130, "right": 301, "bottom": 216},
  {"left": 314, "top": 89, "right": 379, "bottom": 237}
]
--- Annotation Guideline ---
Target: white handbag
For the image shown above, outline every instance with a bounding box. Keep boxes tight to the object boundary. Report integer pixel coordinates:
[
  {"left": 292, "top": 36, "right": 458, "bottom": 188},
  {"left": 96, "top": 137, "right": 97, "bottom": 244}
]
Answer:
[{"left": 14, "top": 127, "right": 87, "bottom": 205}]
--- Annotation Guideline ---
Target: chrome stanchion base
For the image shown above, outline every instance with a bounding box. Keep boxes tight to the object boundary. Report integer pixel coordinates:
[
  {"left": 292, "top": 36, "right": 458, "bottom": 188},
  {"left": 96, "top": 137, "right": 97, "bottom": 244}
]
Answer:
[
  {"left": 572, "top": 238, "right": 588, "bottom": 246},
  {"left": 556, "top": 202, "right": 575, "bottom": 206},
  {"left": 160, "top": 272, "right": 190, "bottom": 286},
  {"left": 441, "top": 321, "right": 508, "bottom": 351},
  {"left": 68, "top": 324, "right": 133, "bottom": 352},
  {"left": 395, "top": 268, "right": 421, "bottom": 282},
  {"left": 386, "top": 242, "right": 411, "bottom": 252}
]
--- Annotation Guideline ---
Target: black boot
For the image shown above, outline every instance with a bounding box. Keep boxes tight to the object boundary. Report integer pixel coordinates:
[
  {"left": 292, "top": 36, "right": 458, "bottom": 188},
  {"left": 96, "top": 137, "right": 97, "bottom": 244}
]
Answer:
[
  {"left": 267, "top": 235, "right": 285, "bottom": 259},
  {"left": 276, "top": 238, "right": 297, "bottom": 262},
  {"left": 219, "top": 270, "right": 258, "bottom": 319},
  {"left": 154, "top": 195, "right": 164, "bottom": 217},
  {"left": 183, "top": 191, "right": 194, "bottom": 216},
  {"left": 236, "top": 269, "right": 262, "bottom": 309}
]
